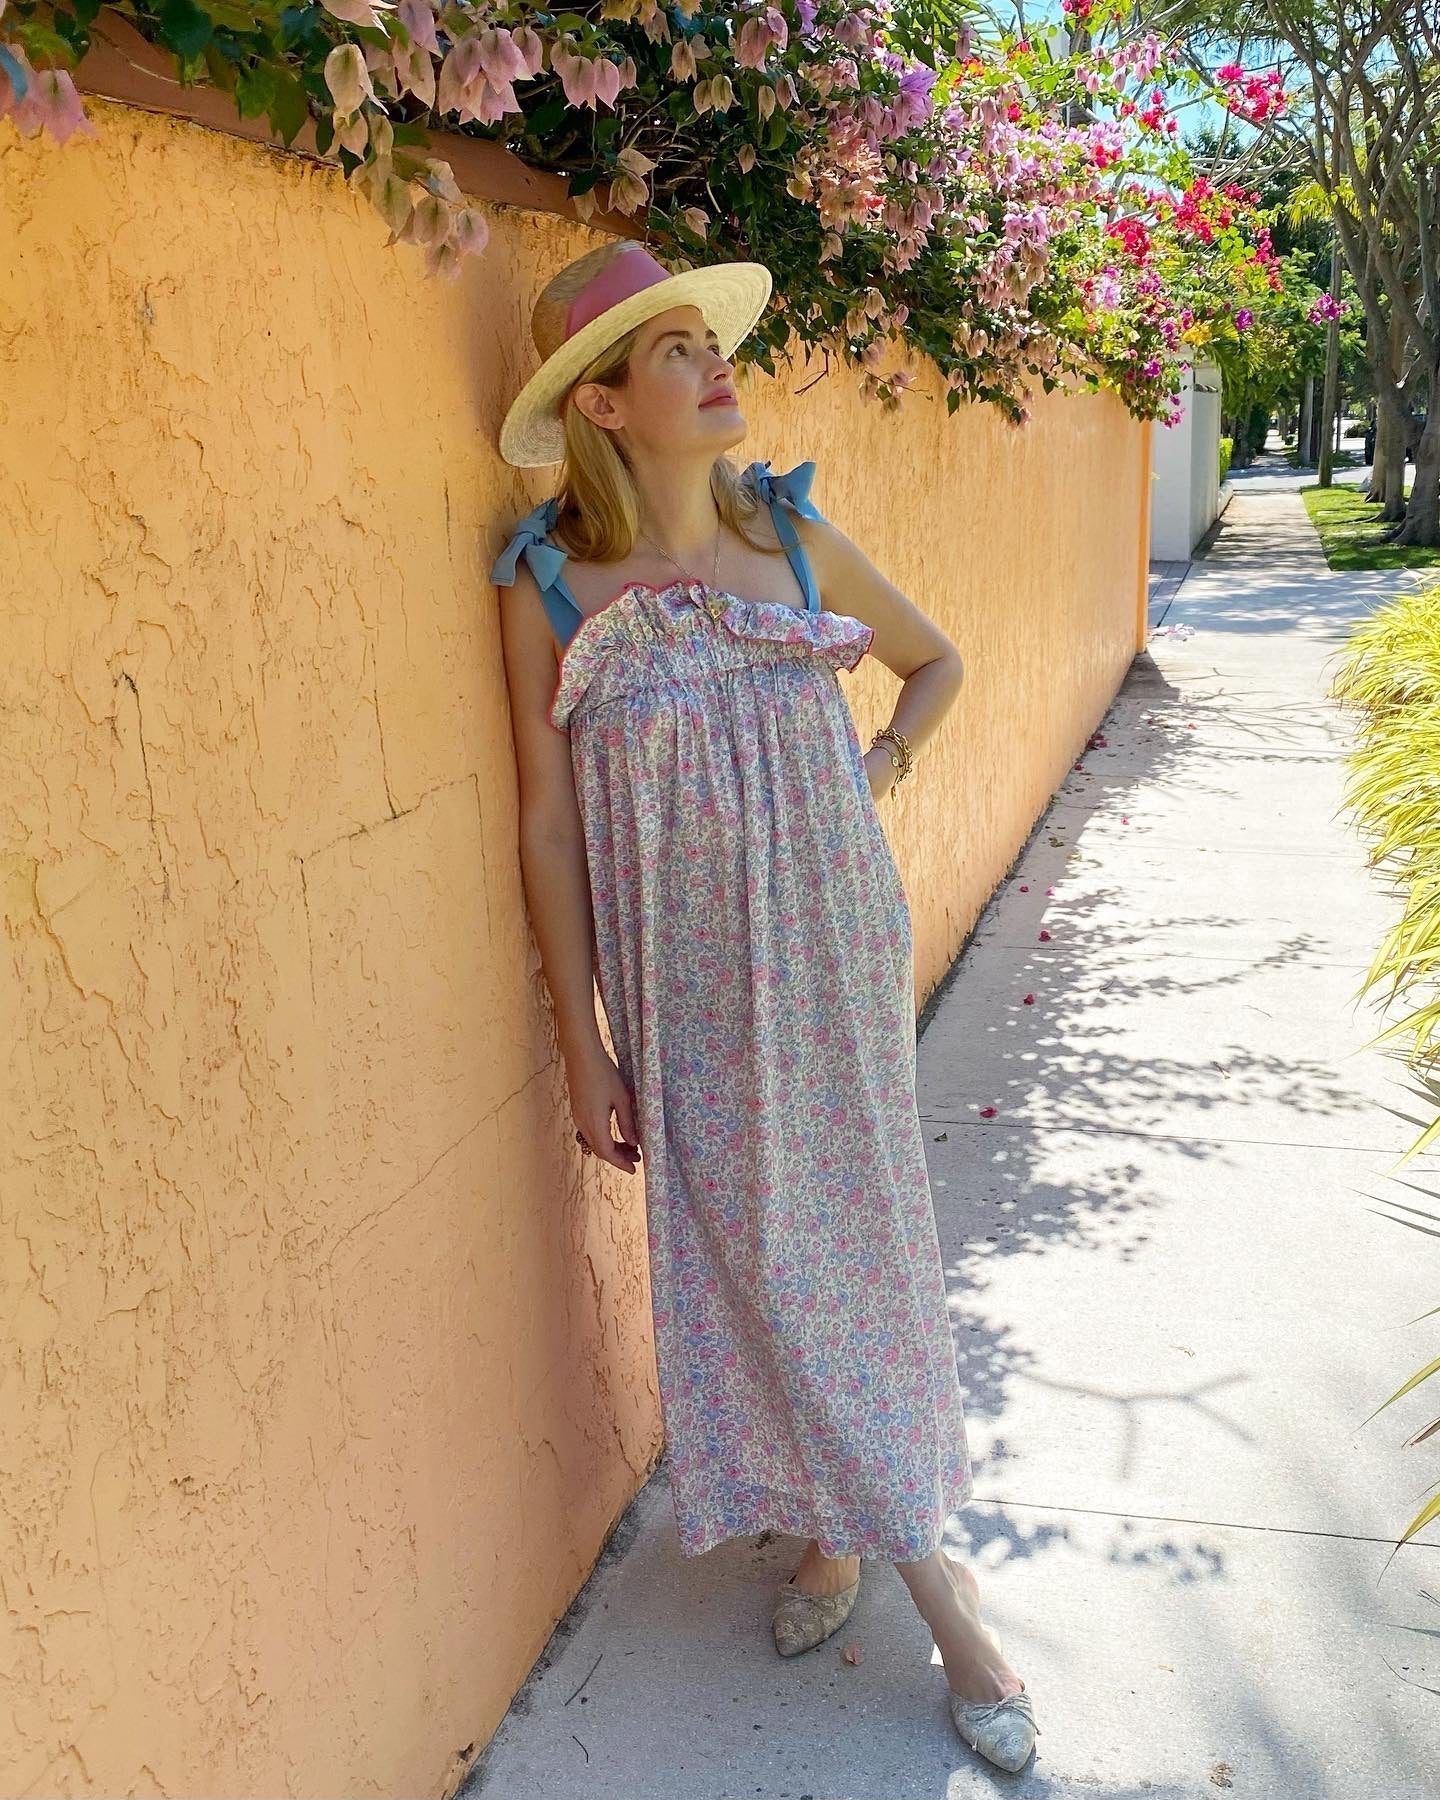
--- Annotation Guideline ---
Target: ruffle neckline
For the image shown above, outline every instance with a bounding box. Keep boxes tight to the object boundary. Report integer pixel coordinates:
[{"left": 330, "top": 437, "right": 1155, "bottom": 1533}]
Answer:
[{"left": 549, "top": 579, "right": 874, "bottom": 729}]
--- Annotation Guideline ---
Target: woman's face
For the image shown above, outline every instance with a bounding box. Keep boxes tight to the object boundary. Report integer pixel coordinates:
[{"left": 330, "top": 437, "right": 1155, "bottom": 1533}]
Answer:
[{"left": 573, "top": 303, "right": 746, "bottom": 458}]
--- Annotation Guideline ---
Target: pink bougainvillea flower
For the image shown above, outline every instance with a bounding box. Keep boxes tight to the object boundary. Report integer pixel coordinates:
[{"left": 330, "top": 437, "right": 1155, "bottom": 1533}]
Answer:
[
  {"left": 451, "top": 207, "right": 490, "bottom": 256},
  {"left": 394, "top": 0, "right": 439, "bottom": 53},
  {"left": 325, "top": 42, "right": 377, "bottom": 114},
  {"left": 735, "top": 8, "right": 788, "bottom": 70},
  {"left": 548, "top": 41, "right": 592, "bottom": 107},
  {"left": 1023, "top": 993, "right": 1035, "bottom": 1005},
  {"left": 1018, "top": 884, "right": 1029, "bottom": 892},
  {"left": 979, "top": 1106, "right": 997, "bottom": 1118},
  {"left": 1, "top": 55, "right": 98, "bottom": 143},
  {"left": 321, "top": 0, "right": 397, "bottom": 23},
  {"left": 477, "top": 27, "right": 531, "bottom": 87},
  {"left": 693, "top": 73, "right": 735, "bottom": 113},
  {"left": 670, "top": 37, "right": 700, "bottom": 81},
  {"left": 1038, "top": 929, "right": 1052, "bottom": 941}
]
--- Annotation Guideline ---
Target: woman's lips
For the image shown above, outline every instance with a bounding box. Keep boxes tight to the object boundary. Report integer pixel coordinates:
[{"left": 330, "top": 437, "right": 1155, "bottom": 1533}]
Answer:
[{"left": 700, "top": 393, "right": 738, "bottom": 408}]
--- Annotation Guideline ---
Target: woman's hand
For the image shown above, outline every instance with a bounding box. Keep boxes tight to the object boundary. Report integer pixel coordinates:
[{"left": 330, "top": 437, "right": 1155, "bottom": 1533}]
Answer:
[
  {"left": 564, "top": 1042, "right": 643, "bottom": 1174},
  {"left": 863, "top": 745, "right": 898, "bottom": 802}
]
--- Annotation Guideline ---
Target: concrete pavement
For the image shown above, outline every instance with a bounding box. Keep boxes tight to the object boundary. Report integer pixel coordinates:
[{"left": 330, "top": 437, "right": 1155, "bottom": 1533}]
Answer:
[{"left": 464, "top": 459, "right": 1440, "bottom": 1800}]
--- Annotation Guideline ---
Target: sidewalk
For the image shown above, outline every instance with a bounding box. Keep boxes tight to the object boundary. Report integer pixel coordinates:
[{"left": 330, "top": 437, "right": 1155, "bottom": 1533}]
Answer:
[{"left": 465, "top": 473, "right": 1440, "bottom": 1800}]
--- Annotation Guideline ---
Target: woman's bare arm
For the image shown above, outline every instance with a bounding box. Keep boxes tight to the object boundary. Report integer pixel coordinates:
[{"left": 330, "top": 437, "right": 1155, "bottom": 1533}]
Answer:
[
  {"left": 498, "top": 562, "right": 605, "bottom": 1060},
  {"left": 797, "top": 512, "right": 966, "bottom": 798},
  {"left": 497, "top": 563, "right": 641, "bottom": 1170}
]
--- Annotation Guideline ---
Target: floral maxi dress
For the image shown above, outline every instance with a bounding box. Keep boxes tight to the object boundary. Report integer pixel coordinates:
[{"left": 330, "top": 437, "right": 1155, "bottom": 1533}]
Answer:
[{"left": 493, "top": 459, "right": 973, "bottom": 1559}]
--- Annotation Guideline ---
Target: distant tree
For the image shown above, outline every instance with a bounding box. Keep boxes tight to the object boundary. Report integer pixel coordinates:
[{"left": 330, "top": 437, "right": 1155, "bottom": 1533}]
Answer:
[{"left": 1145, "top": 0, "right": 1440, "bottom": 544}]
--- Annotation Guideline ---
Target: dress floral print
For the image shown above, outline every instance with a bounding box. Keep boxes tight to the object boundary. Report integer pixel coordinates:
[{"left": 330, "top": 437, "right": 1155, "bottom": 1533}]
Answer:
[{"left": 494, "top": 461, "right": 973, "bottom": 1559}]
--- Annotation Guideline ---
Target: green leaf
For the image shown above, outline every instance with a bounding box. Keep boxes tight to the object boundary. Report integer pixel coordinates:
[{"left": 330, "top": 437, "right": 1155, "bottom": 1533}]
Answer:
[
  {"left": 202, "top": 42, "right": 239, "bottom": 91},
  {"left": 526, "top": 97, "right": 569, "bottom": 138},
  {"left": 1394, "top": 1485, "right": 1440, "bottom": 1550},
  {"left": 279, "top": 4, "right": 327, "bottom": 52},
  {"left": 205, "top": 0, "right": 285, "bottom": 33},
  {"left": 267, "top": 64, "right": 311, "bottom": 146},
  {"left": 236, "top": 60, "right": 282, "bottom": 116},
  {"left": 13, "top": 19, "right": 74, "bottom": 63},
  {"left": 156, "top": 0, "right": 214, "bottom": 59},
  {"left": 1362, "top": 1351, "right": 1440, "bottom": 1425}
]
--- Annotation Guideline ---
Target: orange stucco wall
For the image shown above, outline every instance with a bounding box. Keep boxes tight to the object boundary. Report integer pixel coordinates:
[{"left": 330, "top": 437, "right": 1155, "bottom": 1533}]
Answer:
[{"left": 1, "top": 98, "right": 1147, "bottom": 1797}]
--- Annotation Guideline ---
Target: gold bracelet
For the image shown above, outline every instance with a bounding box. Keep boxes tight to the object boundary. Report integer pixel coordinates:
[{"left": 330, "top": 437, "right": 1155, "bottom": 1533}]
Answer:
[{"left": 871, "top": 724, "right": 914, "bottom": 785}]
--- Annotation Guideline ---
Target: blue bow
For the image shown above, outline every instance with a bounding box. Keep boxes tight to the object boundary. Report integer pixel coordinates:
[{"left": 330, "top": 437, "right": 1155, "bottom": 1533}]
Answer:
[
  {"left": 749, "top": 458, "right": 822, "bottom": 521},
  {"left": 492, "top": 461, "right": 821, "bottom": 594},
  {"left": 490, "top": 496, "right": 568, "bottom": 592}
]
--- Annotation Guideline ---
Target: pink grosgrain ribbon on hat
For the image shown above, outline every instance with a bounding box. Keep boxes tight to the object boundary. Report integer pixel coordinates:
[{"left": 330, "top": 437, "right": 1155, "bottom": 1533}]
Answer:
[{"left": 564, "top": 247, "right": 674, "bottom": 341}]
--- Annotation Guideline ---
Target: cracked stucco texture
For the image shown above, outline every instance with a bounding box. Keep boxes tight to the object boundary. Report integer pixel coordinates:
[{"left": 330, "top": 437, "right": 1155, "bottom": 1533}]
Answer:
[{"left": 0, "top": 99, "right": 1147, "bottom": 1798}]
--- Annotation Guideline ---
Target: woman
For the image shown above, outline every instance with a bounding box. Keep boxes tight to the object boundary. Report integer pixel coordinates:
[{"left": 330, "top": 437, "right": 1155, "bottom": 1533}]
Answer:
[{"left": 491, "top": 238, "right": 1039, "bottom": 1774}]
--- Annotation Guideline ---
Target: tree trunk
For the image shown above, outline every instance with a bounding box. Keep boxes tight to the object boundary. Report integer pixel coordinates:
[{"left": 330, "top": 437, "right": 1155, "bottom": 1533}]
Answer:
[
  {"left": 1377, "top": 397, "right": 1408, "bottom": 519},
  {"left": 1373, "top": 404, "right": 1408, "bottom": 517},
  {"left": 1298, "top": 375, "right": 1314, "bottom": 467},
  {"left": 1368, "top": 306, "right": 1406, "bottom": 514},
  {"left": 1318, "top": 234, "right": 1343, "bottom": 487},
  {"left": 1394, "top": 355, "right": 1440, "bottom": 546}
]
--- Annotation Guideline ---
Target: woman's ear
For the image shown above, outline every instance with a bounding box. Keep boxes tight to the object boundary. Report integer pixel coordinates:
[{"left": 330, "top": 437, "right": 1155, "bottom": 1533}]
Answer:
[{"left": 571, "top": 381, "right": 624, "bottom": 435}]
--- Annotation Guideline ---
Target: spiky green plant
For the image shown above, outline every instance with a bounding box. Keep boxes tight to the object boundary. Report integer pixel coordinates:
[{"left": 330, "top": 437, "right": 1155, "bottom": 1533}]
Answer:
[{"left": 1331, "top": 573, "right": 1440, "bottom": 1552}]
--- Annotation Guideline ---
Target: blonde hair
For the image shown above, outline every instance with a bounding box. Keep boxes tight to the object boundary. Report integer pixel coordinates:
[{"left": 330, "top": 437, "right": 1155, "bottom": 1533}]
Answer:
[{"left": 531, "top": 242, "right": 778, "bottom": 566}]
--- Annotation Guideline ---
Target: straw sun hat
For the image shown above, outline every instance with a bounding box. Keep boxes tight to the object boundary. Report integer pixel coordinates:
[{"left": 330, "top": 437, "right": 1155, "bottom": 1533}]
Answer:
[{"left": 497, "top": 239, "right": 774, "bottom": 468}]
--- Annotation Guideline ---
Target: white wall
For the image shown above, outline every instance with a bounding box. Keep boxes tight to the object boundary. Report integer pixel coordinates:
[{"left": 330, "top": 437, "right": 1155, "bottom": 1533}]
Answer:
[{"left": 1150, "top": 360, "right": 1222, "bottom": 560}]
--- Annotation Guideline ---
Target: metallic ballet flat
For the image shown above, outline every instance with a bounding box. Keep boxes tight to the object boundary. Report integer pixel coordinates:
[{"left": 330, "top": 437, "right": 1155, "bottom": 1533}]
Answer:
[
  {"left": 948, "top": 1682, "right": 1040, "bottom": 1772},
  {"left": 770, "top": 1571, "right": 861, "bottom": 1657},
  {"left": 948, "top": 1631, "right": 1040, "bottom": 1773}
]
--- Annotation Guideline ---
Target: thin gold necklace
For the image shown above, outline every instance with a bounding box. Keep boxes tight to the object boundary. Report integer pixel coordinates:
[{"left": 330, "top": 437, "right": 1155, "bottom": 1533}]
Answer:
[{"left": 639, "top": 513, "right": 723, "bottom": 595}]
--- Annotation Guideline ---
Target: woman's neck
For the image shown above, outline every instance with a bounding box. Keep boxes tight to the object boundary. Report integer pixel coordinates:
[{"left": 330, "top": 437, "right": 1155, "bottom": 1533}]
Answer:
[{"left": 629, "top": 450, "right": 724, "bottom": 564}]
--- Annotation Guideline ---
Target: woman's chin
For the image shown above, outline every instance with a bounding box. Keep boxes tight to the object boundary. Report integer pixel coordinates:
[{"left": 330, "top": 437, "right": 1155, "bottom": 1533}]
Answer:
[{"left": 698, "top": 403, "right": 747, "bottom": 444}]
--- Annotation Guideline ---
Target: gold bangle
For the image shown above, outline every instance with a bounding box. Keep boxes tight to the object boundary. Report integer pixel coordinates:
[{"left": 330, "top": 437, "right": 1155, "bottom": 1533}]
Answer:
[{"left": 871, "top": 725, "right": 914, "bottom": 784}]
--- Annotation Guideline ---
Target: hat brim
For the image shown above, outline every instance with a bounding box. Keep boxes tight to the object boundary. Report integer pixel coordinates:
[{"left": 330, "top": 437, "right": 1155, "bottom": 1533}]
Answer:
[{"left": 497, "top": 260, "right": 774, "bottom": 468}]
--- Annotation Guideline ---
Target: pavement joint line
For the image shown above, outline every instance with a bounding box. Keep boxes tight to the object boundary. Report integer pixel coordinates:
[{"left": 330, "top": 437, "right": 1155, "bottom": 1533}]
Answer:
[
  {"left": 915, "top": 1114, "right": 1432, "bottom": 1160},
  {"left": 1014, "top": 844, "right": 1375, "bottom": 861},
  {"left": 976, "top": 949, "right": 1376, "bottom": 968},
  {"left": 1068, "top": 748, "right": 1358, "bottom": 761},
  {"left": 962, "top": 1494, "right": 1440, "bottom": 1551}
]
